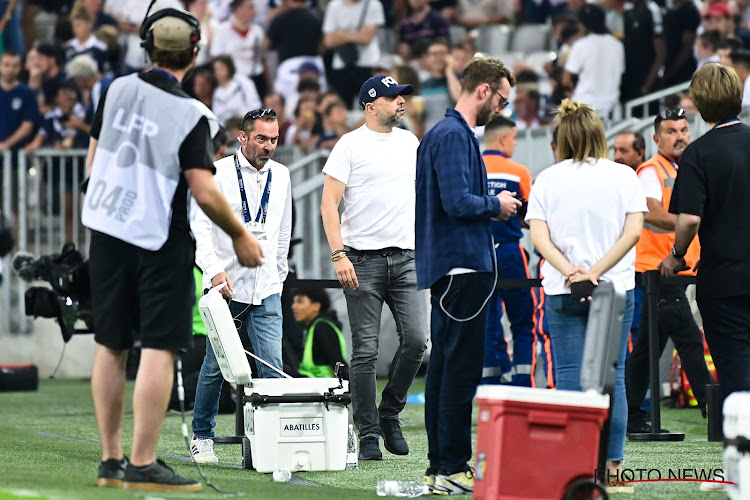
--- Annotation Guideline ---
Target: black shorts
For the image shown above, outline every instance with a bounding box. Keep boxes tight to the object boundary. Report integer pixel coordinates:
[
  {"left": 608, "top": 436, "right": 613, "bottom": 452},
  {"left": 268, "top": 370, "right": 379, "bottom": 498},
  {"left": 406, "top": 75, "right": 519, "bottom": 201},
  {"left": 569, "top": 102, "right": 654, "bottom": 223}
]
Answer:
[{"left": 88, "top": 230, "right": 195, "bottom": 351}]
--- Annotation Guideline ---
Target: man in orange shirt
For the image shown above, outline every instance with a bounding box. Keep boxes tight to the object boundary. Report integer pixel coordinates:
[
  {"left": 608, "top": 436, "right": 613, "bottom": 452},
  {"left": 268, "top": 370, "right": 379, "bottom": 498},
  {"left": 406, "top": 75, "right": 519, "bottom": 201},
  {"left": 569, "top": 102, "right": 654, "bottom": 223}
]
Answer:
[
  {"left": 481, "top": 116, "right": 536, "bottom": 386},
  {"left": 625, "top": 108, "right": 713, "bottom": 434}
]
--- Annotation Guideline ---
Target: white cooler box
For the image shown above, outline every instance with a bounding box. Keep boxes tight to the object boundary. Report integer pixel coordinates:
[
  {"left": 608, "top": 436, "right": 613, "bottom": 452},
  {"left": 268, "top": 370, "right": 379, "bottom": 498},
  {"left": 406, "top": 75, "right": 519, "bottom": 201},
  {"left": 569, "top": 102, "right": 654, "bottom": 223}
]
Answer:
[
  {"left": 198, "top": 288, "right": 350, "bottom": 473},
  {"left": 724, "top": 392, "right": 750, "bottom": 500}
]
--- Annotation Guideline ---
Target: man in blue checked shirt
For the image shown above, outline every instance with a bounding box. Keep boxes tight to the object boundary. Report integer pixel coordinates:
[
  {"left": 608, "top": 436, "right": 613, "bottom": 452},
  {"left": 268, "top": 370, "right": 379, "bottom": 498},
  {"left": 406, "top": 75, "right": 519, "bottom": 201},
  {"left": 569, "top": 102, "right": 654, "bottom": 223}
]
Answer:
[{"left": 415, "top": 57, "right": 521, "bottom": 496}]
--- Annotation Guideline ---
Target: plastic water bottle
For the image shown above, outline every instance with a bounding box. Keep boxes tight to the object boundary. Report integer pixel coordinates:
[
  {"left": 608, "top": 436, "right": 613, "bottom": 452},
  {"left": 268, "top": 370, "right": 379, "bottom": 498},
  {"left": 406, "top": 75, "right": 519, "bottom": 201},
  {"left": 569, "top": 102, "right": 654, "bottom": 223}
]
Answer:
[
  {"left": 345, "top": 424, "right": 358, "bottom": 470},
  {"left": 376, "top": 480, "right": 427, "bottom": 497},
  {"left": 272, "top": 468, "right": 291, "bottom": 482}
]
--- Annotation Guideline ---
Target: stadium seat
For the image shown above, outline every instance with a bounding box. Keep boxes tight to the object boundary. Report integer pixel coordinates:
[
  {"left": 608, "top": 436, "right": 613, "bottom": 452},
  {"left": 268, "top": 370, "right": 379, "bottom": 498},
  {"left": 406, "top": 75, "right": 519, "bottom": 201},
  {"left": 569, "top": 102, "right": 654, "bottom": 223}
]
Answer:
[
  {"left": 476, "top": 24, "right": 513, "bottom": 54},
  {"left": 524, "top": 50, "right": 557, "bottom": 75},
  {"left": 422, "top": 93, "right": 453, "bottom": 132},
  {"left": 377, "top": 28, "right": 396, "bottom": 55},
  {"left": 510, "top": 24, "right": 552, "bottom": 53},
  {"left": 489, "top": 51, "right": 525, "bottom": 69},
  {"left": 449, "top": 25, "right": 468, "bottom": 44}
]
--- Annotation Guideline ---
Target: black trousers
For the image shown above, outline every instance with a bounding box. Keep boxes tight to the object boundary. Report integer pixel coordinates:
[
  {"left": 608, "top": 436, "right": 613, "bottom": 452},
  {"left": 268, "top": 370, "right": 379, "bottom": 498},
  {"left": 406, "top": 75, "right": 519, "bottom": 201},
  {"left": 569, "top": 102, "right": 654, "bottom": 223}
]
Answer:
[
  {"left": 699, "top": 294, "right": 750, "bottom": 403},
  {"left": 625, "top": 282, "right": 713, "bottom": 425},
  {"left": 329, "top": 66, "right": 373, "bottom": 110}
]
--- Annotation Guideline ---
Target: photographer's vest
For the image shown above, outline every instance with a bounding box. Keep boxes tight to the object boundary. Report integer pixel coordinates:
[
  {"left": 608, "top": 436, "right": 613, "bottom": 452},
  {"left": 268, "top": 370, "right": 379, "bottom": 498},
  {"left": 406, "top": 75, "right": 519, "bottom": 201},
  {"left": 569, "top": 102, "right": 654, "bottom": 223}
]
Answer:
[
  {"left": 82, "top": 73, "right": 219, "bottom": 250},
  {"left": 635, "top": 154, "right": 700, "bottom": 273},
  {"left": 298, "top": 317, "right": 347, "bottom": 378}
]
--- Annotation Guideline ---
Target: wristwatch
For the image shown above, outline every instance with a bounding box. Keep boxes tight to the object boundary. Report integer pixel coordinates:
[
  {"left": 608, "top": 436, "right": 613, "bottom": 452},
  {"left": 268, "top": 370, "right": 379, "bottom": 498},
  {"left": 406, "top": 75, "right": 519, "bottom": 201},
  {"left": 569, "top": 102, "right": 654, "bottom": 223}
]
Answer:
[{"left": 671, "top": 245, "right": 686, "bottom": 259}]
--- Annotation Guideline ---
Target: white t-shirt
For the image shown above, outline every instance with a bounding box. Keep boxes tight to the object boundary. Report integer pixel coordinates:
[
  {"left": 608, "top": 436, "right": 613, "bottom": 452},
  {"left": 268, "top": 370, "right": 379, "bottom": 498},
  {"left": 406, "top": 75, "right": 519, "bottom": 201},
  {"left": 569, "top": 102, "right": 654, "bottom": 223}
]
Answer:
[
  {"left": 525, "top": 158, "right": 648, "bottom": 295},
  {"left": 565, "top": 33, "right": 625, "bottom": 114},
  {"left": 637, "top": 164, "right": 666, "bottom": 201},
  {"left": 322, "top": 124, "right": 419, "bottom": 250},
  {"left": 743, "top": 74, "right": 750, "bottom": 107},
  {"left": 211, "top": 20, "right": 265, "bottom": 76},
  {"left": 322, "top": 0, "right": 385, "bottom": 70},
  {"left": 211, "top": 74, "right": 262, "bottom": 126}
]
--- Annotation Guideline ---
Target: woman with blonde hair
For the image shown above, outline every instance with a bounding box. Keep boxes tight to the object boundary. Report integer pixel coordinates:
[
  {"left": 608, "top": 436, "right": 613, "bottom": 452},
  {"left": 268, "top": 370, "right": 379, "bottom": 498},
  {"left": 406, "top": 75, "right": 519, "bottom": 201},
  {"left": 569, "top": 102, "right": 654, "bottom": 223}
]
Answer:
[{"left": 525, "top": 99, "right": 647, "bottom": 485}]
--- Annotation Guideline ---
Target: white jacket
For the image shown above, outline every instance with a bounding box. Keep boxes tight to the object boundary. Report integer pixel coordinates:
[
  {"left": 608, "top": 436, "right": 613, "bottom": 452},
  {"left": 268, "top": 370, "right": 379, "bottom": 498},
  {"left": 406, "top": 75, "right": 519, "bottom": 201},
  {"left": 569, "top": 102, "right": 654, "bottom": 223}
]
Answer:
[{"left": 192, "top": 149, "right": 292, "bottom": 305}]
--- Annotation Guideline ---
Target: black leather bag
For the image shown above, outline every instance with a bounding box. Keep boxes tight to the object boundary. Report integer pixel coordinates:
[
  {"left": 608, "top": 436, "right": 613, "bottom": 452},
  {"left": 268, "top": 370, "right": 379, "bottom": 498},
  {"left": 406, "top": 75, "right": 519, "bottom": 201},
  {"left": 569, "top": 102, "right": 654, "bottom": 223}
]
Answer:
[{"left": 335, "top": 0, "right": 370, "bottom": 69}]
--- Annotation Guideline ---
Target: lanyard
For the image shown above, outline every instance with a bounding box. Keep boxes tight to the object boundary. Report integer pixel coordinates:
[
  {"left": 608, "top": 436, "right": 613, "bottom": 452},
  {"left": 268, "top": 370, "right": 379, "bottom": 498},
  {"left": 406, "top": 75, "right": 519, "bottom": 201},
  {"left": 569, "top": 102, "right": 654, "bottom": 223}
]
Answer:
[
  {"left": 234, "top": 153, "right": 272, "bottom": 224},
  {"left": 712, "top": 118, "right": 740, "bottom": 130}
]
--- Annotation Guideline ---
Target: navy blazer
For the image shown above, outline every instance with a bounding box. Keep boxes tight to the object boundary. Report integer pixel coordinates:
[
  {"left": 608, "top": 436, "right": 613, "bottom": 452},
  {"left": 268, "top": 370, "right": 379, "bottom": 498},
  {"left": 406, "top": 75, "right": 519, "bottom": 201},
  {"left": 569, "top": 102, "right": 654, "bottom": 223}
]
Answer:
[{"left": 415, "top": 108, "right": 501, "bottom": 290}]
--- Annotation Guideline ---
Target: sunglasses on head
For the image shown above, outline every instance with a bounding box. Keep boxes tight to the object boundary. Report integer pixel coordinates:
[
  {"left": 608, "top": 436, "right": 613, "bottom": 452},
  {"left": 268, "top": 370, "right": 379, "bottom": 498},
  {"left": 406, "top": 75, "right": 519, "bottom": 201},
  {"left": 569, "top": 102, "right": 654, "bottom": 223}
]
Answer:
[
  {"left": 247, "top": 108, "right": 276, "bottom": 119},
  {"left": 658, "top": 108, "right": 686, "bottom": 121}
]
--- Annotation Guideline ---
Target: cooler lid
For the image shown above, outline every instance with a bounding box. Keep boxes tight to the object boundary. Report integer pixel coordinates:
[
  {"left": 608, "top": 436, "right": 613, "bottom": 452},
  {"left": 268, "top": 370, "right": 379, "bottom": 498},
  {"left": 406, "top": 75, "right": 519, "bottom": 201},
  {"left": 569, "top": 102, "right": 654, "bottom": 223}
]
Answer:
[
  {"left": 476, "top": 386, "right": 610, "bottom": 409},
  {"left": 247, "top": 377, "right": 349, "bottom": 396}
]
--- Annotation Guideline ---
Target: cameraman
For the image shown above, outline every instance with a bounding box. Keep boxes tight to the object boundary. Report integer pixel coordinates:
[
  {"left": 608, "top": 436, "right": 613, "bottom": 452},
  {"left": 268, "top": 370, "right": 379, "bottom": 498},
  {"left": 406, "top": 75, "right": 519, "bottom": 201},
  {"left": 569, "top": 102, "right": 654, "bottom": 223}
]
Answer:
[{"left": 81, "top": 9, "right": 262, "bottom": 492}]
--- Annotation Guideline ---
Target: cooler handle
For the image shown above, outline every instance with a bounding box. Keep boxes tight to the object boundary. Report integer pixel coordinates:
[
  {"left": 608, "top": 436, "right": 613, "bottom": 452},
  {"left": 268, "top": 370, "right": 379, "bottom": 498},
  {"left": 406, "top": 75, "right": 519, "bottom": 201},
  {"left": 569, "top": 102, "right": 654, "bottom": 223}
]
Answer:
[{"left": 528, "top": 411, "right": 568, "bottom": 427}]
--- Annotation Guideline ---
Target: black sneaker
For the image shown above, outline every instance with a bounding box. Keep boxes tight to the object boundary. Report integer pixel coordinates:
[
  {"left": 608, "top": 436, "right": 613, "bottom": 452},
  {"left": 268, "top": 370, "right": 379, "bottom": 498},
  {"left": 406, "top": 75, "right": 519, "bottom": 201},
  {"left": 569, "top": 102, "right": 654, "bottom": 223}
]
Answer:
[
  {"left": 97, "top": 456, "right": 128, "bottom": 488},
  {"left": 627, "top": 422, "right": 670, "bottom": 434},
  {"left": 123, "top": 459, "right": 202, "bottom": 492},
  {"left": 380, "top": 417, "right": 409, "bottom": 455},
  {"left": 358, "top": 436, "right": 383, "bottom": 461}
]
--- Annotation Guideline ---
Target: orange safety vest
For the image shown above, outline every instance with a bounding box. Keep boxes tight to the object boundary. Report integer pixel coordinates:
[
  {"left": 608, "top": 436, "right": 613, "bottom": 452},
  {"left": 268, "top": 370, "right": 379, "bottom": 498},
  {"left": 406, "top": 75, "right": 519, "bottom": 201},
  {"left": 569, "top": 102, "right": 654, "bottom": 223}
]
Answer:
[{"left": 635, "top": 154, "right": 700, "bottom": 274}]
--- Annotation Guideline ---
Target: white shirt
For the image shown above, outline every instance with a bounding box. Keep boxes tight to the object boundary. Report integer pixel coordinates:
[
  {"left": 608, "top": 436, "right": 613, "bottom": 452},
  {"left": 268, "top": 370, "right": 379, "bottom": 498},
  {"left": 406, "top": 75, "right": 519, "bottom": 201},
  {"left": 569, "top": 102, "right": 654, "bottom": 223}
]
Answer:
[
  {"left": 525, "top": 158, "right": 648, "bottom": 295},
  {"left": 192, "top": 150, "right": 292, "bottom": 305},
  {"left": 565, "top": 33, "right": 625, "bottom": 114},
  {"left": 322, "top": 124, "right": 419, "bottom": 250},
  {"left": 211, "top": 74, "right": 262, "bottom": 126},
  {"left": 211, "top": 20, "right": 265, "bottom": 76},
  {"left": 322, "top": 0, "right": 385, "bottom": 70},
  {"left": 743, "top": 74, "right": 750, "bottom": 107},
  {"left": 66, "top": 35, "right": 108, "bottom": 54},
  {"left": 637, "top": 163, "right": 668, "bottom": 201}
]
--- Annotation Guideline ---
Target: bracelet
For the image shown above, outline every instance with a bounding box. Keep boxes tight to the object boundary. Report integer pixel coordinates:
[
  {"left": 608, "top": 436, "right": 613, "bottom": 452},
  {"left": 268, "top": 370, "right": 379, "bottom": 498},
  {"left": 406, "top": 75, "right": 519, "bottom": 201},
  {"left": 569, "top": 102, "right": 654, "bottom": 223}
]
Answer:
[
  {"left": 332, "top": 252, "right": 347, "bottom": 262},
  {"left": 331, "top": 248, "right": 346, "bottom": 257}
]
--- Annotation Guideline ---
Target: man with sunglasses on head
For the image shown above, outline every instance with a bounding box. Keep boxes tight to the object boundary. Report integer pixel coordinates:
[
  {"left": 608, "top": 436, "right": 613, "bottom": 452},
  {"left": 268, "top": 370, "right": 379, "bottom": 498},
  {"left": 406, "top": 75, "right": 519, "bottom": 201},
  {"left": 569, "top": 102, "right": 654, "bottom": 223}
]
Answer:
[
  {"left": 415, "top": 58, "right": 521, "bottom": 495},
  {"left": 190, "top": 107, "right": 292, "bottom": 465},
  {"left": 321, "top": 75, "right": 428, "bottom": 461},
  {"left": 624, "top": 107, "right": 713, "bottom": 435}
]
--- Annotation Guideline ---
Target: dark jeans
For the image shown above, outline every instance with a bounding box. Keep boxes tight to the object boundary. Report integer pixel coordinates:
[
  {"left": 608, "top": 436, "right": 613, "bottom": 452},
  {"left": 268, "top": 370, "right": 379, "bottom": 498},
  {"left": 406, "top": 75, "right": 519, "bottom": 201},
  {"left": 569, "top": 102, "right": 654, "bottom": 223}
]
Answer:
[
  {"left": 699, "top": 294, "right": 750, "bottom": 403},
  {"left": 625, "top": 283, "right": 712, "bottom": 426},
  {"left": 343, "top": 248, "right": 428, "bottom": 439},
  {"left": 329, "top": 66, "right": 373, "bottom": 110},
  {"left": 426, "top": 272, "right": 494, "bottom": 473}
]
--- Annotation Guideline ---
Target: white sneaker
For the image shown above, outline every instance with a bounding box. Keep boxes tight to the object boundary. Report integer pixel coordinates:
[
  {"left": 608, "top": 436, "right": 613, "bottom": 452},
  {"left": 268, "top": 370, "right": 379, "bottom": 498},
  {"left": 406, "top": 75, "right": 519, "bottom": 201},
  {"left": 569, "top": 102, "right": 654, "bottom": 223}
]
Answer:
[
  {"left": 699, "top": 481, "right": 725, "bottom": 492},
  {"left": 190, "top": 436, "right": 218, "bottom": 464}
]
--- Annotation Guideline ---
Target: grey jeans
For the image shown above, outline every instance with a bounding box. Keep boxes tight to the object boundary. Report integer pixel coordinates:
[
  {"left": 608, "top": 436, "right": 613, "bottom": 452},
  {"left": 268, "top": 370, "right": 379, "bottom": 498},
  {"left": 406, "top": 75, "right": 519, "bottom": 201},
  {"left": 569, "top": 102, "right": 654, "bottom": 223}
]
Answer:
[{"left": 343, "top": 247, "right": 428, "bottom": 439}]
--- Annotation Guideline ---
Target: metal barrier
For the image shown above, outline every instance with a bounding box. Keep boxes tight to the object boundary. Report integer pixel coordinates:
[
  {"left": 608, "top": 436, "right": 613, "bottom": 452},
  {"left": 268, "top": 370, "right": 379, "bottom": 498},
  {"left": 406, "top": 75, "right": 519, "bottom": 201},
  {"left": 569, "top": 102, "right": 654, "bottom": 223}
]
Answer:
[{"left": 624, "top": 82, "right": 691, "bottom": 119}]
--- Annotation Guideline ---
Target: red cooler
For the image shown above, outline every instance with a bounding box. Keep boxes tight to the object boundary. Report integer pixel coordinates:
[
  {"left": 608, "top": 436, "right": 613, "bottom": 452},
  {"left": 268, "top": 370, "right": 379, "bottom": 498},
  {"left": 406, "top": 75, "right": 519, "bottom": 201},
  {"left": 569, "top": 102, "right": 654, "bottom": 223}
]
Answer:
[{"left": 473, "top": 385, "right": 609, "bottom": 500}]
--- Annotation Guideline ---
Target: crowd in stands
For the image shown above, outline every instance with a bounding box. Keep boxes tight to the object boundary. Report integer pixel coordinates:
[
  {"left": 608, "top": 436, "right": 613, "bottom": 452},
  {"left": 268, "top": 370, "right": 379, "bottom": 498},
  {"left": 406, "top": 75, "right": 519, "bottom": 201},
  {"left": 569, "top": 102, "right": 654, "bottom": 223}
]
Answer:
[{"left": 3, "top": 0, "right": 750, "bottom": 164}]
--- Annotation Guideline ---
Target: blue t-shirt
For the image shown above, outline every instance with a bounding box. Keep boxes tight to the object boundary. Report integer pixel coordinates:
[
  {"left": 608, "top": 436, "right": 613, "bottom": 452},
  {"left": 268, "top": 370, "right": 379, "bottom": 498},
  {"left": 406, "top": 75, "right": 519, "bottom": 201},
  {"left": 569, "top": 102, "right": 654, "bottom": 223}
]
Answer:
[{"left": 0, "top": 83, "right": 40, "bottom": 147}]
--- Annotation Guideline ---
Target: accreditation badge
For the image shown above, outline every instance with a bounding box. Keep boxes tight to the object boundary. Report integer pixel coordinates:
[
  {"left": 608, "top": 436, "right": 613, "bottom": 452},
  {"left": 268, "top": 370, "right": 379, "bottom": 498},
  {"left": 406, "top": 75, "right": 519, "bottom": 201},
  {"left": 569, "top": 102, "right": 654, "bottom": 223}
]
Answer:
[{"left": 248, "top": 221, "right": 267, "bottom": 255}]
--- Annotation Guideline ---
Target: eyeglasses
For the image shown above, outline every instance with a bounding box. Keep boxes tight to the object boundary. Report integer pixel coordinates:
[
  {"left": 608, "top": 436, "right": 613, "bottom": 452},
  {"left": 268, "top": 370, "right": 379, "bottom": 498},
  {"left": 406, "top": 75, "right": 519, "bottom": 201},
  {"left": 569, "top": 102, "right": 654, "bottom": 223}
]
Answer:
[
  {"left": 247, "top": 108, "right": 276, "bottom": 119},
  {"left": 658, "top": 108, "right": 685, "bottom": 121},
  {"left": 492, "top": 87, "right": 509, "bottom": 109}
]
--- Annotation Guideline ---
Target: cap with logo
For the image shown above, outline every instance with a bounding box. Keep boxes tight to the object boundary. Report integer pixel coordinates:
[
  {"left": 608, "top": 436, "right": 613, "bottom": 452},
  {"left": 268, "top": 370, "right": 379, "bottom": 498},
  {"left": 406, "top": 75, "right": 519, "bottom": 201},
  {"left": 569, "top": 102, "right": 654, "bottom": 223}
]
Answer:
[
  {"left": 358, "top": 75, "right": 415, "bottom": 110},
  {"left": 152, "top": 16, "right": 196, "bottom": 51}
]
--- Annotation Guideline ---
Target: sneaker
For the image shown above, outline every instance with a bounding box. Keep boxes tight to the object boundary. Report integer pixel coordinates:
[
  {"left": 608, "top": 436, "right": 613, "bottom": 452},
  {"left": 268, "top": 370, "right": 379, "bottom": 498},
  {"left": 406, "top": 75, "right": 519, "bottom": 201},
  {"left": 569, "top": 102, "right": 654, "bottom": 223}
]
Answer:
[
  {"left": 123, "top": 459, "right": 202, "bottom": 492},
  {"left": 424, "top": 467, "right": 438, "bottom": 494},
  {"left": 190, "top": 436, "right": 218, "bottom": 464},
  {"left": 699, "top": 481, "right": 725, "bottom": 492},
  {"left": 379, "top": 417, "right": 409, "bottom": 455},
  {"left": 606, "top": 484, "right": 635, "bottom": 494},
  {"left": 433, "top": 469, "right": 474, "bottom": 495},
  {"left": 97, "top": 456, "right": 128, "bottom": 488},
  {"left": 626, "top": 422, "right": 670, "bottom": 434},
  {"left": 358, "top": 436, "right": 383, "bottom": 461}
]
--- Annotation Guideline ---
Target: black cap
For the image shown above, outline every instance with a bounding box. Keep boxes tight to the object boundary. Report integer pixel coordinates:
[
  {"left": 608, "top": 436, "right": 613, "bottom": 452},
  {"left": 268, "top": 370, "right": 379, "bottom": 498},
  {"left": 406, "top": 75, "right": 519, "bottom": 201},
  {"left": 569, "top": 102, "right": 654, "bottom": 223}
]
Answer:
[{"left": 578, "top": 4, "right": 608, "bottom": 34}]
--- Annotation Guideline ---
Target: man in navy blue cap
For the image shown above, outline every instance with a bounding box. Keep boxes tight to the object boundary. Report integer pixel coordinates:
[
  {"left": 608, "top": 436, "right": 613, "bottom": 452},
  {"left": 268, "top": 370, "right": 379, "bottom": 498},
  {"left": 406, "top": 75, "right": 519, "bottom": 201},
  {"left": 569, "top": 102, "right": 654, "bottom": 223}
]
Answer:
[{"left": 321, "top": 75, "right": 428, "bottom": 461}]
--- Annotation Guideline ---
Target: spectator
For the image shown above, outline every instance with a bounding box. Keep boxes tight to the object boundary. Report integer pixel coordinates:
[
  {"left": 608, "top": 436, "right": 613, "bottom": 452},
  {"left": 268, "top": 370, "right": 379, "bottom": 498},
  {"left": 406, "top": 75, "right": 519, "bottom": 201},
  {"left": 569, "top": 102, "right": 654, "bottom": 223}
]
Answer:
[
  {"left": 264, "top": 92, "right": 293, "bottom": 145},
  {"left": 182, "top": 0, "right": 215, "bottom": 66},
  {"left": 285, "top": 64, "right": 325, "bottom": 117},
  {"left": 563, "top": 4, "right": 625, "bottom": 114},
  {"left": 449, "top": 38, "right": 475, "bottom": 74},
  {"left": 36, "top": 42, "right": 64, "bottom": 113},
  {"left": 65, "top": 7, "right": 111, "bottom": 74},
  {"left": 77, "top": 0, "right": 118, "bottom": 29},
  {"left": 291, "top": 288, "right": 350, "bottom": 379},
  {"left": 454, "top": 0, "right": 512, "bottom": 28},
  {"left": 729, "top": 48, "right": 750, "bottom": 106},
  {"left": 717, "top": 36, "right": 744, "bottom": 66},
  {"left": 316, "top": 99, "right": 349, "bottom": 149},
  {"left": 0, "top": 0, "right": 24, "bottom": 56},
  {"left": 225, "top": 115, "right": 243, "bottom": 148},
  {"left": 420, "top": 38, "right": 460, "bottom": 101},
  {"left": 605, "top": 0, "right": 626, "bottom": 39},
  {"left": 553, "top": 15, "right": 582, "bottom": 68},
  {"left": 526, "top": 99, "right": 646, "bottom": 488},
  {"left": 211, "top": 55, "right": 262, "bottom": 126},
  {"left": 622, "top": 0, "right": 665, "bottom": 102},
  {"left": 695, "top": 30, "right": 721, "bottom": 68},
  {"left": 514, "top": 86, "right": 542, "bottom": 130},
  {"left": 288, "top": 96, "right": 322, "bottom": 152},
  {"left": 393, "top": 64, "right": 425, "bottom": 137},
  {"left": 265, "top": 0, "right": 324, "bottom": 100},
  {"left": 660, "top": 0, "right": 700, "bottom": 88},
  {"left": 23, "top": 47, "right": 47, "bottom": 107},
  {"left": 211, "top": 0, "right": 268, "bottom": 97},
  {"left": 524, "top": 0, "right": 568, "bottom": 24},
  {"left": 190, "top": 68, "right": 216, "bottom": 109},
  {"left": 64, "top": 53, "right": 113, "bottom": 123},
  {"left": 288, "top": 75, "right": 322, "bottom": 119},
  {"left": 323, "top": 0, "right": 385, "bottom": 109},
  {"left": 659, "top": 63, "right": 750, "bottom": 405},
  {"left": 702, "top": 2, "right": 735, "bottom": 39},
  {"left": 397, "top": 0, "right": 450, "bottom": 60},
  {"left": 0, "top": 51, "right": 39, "bottom": 158},
  {"left": 612, "top": 130, "right": 645, "bottom": 170}
]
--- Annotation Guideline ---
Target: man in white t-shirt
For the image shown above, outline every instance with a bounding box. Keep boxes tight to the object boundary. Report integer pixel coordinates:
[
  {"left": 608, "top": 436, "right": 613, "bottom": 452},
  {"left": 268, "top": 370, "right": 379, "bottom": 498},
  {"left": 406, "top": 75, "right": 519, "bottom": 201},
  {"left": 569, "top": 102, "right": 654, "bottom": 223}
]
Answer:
[
  {"left": 729, "top": 48, "right": 750, "bottom": 107},
  {"left": 321, "top": 75, "right": 428, "bottom": 461},
  {"left": 563, "top": 4, "right": 625, "bottom": 114}
]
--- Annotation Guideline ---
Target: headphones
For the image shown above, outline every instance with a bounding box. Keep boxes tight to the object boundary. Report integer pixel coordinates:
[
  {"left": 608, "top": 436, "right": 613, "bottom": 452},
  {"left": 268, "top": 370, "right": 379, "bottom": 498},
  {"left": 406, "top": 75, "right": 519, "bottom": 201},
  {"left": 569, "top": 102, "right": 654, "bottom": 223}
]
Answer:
[{"left": 139, "top": 0, "right": 201, "bottom": 51}]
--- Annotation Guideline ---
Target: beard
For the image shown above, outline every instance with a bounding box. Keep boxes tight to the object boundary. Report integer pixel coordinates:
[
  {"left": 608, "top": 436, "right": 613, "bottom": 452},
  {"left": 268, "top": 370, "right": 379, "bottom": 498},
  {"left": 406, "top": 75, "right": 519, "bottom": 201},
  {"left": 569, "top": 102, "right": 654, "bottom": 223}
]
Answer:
[
  {"left": 476, "top": 99, "right": 497, "bottom": 127},
  {"left": 377, "top": 110, "right": 404, "bottom": 128}
]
